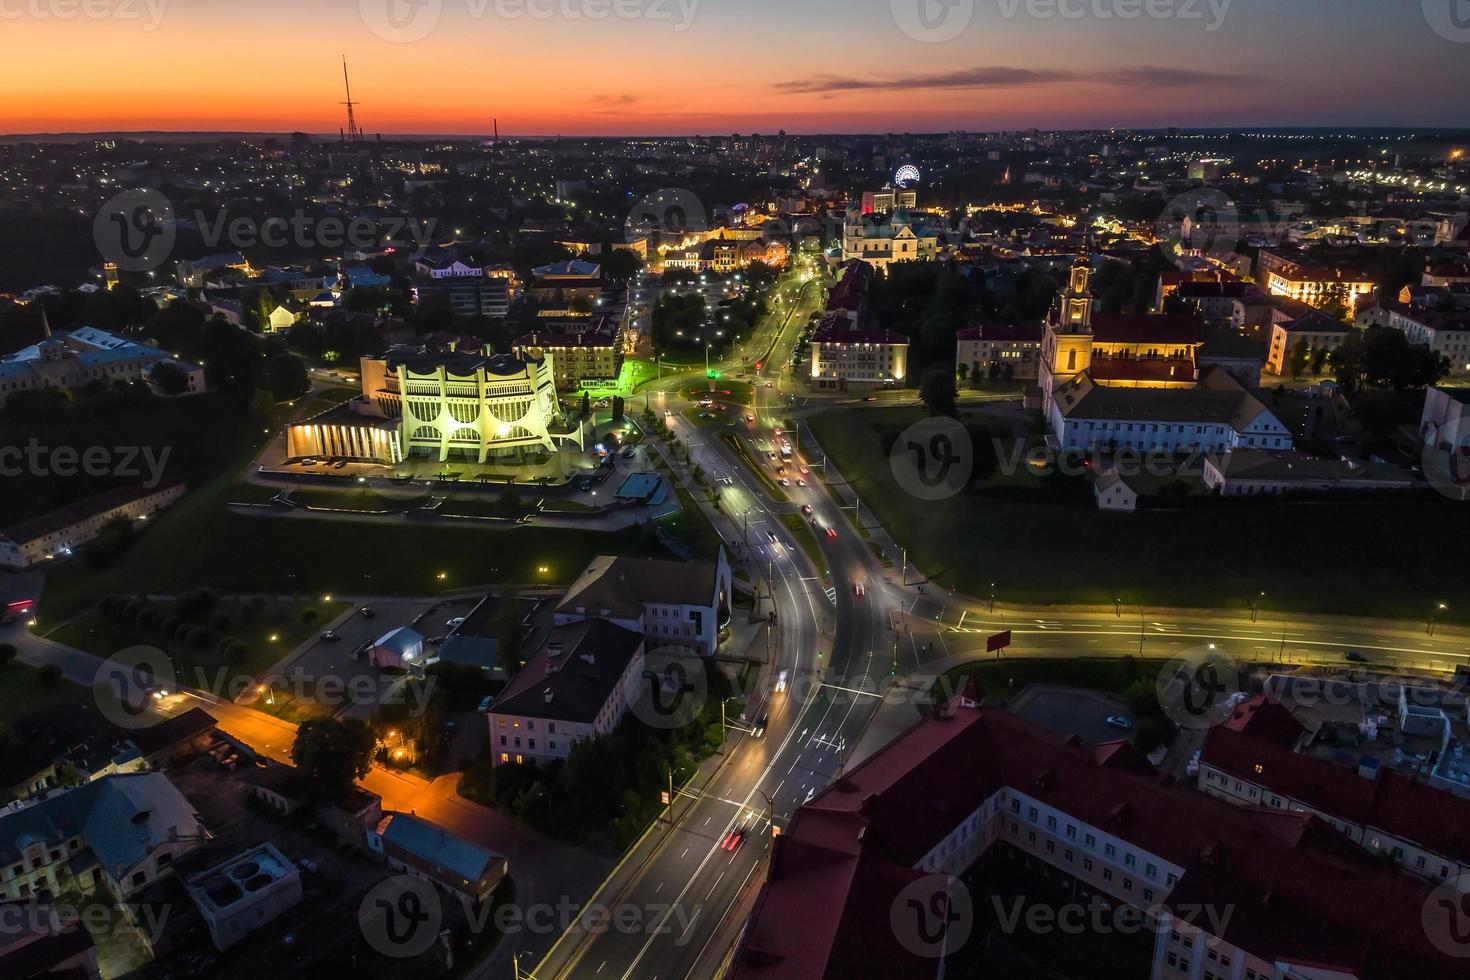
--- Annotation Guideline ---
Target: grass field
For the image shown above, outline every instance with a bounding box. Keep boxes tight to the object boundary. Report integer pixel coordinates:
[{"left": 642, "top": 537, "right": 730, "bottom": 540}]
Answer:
[
  {"left": 48, "top": 596, "right": 348, "bottom": 681},
  {"left": 811, "top": 405, "right": 1470, "bottom": 622},
  {"left": 0, "top": 662, "right": 88, "bottom": 729}
]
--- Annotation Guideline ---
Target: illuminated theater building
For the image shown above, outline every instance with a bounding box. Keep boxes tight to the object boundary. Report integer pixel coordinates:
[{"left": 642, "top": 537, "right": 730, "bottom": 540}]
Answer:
[{"left": 286, "top": 348, "right": 579, "bottom": 465}]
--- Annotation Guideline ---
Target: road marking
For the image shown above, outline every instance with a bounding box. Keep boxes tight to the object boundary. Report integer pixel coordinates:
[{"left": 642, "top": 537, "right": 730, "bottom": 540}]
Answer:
[
  {"left": 707, "top": 871, "right": 725, "bottom": 900},
  {"left": 596, "top": 962, "right": 606, "bottom": 974},
  {"left": 680, "top": 847, "right": 689, "bottom": 859}
]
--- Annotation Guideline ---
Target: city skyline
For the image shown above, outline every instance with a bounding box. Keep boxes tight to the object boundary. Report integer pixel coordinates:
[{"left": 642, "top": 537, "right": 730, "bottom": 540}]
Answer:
[{"left": 4, "top": 0, "right": 1470, "bottom": 136}]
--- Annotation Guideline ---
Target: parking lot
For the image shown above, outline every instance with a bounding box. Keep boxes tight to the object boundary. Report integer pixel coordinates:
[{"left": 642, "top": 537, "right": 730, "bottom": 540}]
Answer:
[{"left": 1007, "top": 684, "right": 1136, "bottom": 746}]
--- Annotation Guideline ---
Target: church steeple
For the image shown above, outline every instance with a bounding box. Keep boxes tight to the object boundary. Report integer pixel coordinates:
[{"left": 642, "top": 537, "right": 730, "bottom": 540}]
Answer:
[{"left": 1055, "top": 254, "right": 1094, "bottom": 334}]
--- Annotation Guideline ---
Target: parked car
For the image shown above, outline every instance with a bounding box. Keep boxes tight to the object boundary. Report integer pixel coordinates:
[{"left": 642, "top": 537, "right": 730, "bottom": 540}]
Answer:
[
  {"left": 296, "top": 858, "right": 320, "bottom": 874},
  {"left": 1106, "top": 715, "right": 1134, "bottom": 731},
  {"left": 478, "top": 696, "right": 495, "bottom": 713},
  {"left": 320, "top": 630, "right": 341, "bottom": 641},
  {"left": 621, "top": 447, "right": 636, "bottom": 459},
  {"left": 446, "top": 617, "right": 466, "bottom": 629},
  {"left": 1345, "top": 650, "right": 1367, "bottom": 663},
  {"left": 360, "top": 606, "right": 376, "bottom": 619}
]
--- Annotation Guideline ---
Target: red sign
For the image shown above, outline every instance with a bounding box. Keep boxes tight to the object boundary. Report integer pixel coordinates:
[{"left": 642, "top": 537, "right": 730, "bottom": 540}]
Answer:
[{"left": 986, "top": 630, "right": 1012, "bottom": 653}]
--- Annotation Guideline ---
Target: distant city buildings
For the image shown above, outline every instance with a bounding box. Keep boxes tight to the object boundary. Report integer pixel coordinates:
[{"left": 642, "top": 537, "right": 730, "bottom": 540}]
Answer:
[{"left": 809, "top": 262, "right": 908, "bottom": 390}]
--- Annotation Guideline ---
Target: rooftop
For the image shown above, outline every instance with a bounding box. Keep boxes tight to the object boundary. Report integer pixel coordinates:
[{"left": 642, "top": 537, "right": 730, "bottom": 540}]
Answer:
[{"left": 489, "top": 619, "right": 645, "bottom": 724}]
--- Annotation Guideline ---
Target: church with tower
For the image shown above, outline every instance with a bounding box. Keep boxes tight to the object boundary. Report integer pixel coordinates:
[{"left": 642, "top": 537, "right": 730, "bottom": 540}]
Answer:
[{"left": 1038, "top": 256, "right": 1291, "bottom": 455}]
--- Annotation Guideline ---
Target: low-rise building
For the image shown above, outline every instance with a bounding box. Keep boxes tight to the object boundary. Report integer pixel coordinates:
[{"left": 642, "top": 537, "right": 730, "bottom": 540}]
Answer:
[
  {"left": 0, "top": 326, "right": 204, "bottom": 407},
  {"left": 0, "top": 482, "right": 186, "bottom": 570},
  {"left": 0, "top": 773, "right": 204, "bottom": 903},
  {"left": 1048, "top": 367, "right": 1291, "bottom": 454},
  {"left": 1264, "top": 259, "right": 1375, "bottom": 309},
  {"left": 954, "top": 323, "right": 1042, "bottom": 380},
  {"left": 1093, "top": 471, "right": 1138, "bottom": 512},
  {"left": 1203, "top": 449, "right": 1416, "bottom": 496},
  {"left": 729, "top": 700, "right": 1465, "bottom": 980},
  {"left": 554, "top": 551, "right": 733, "bottom": 656},
  {"left": 374, "top": 812, "right": 507, "bottom": 903},
  {"left": 185, "top": 843, "right": 303, "bottom": 951},
  {"left": 486, "top": 620, "right": 646, "bottom": 768},
  {"left": 1381, "top": 303, "right": 1470, "bottom": 374}
]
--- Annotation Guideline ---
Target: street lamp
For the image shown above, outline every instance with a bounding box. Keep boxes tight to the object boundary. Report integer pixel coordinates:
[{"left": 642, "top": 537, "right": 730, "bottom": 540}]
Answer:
[
  {"left": 1250, "top": 591, "right": 1265, "bottom": 624},
  {"left": 1428, "top": 602, "right": 1447, "bottom": 636}
]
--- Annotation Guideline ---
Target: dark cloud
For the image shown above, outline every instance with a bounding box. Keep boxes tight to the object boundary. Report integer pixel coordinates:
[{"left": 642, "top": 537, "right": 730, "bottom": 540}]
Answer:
[{"left": 774, "top": 65, "right": 1250, "bottom": 95}]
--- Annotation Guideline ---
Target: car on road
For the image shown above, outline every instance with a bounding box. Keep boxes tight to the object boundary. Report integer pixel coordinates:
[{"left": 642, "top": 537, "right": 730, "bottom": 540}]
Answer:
[
  {"left": 853, "top": 582, "right": 866, "bottom": 597},
  {"left": 721, "top": 823, "right": 751, "bottom": 852},
  {"left": 766, "top": 451, "right": 777, "bottom": 461},
  {"left": 446, "top": 617, "right": 466, "bottom": 629},
  {"left": 766, "top": 530, "right": 779, "bottom": 544},
  {"left": 320, "top": 630, "right": 341, "bottom": 641},
  {"left": 863, "top": 395, "right": 877, "bottom": 402},
  {"left": 579, "top": 479, "right": 595, "bottom": 492},
  {"left": 1106, "top": 715, "right": 1134, "bottom": 731},
  {"left": 1345, "top": 650, "right": 1367, "bottom": 663},
  {"left": 775, "top": 669, "right": 789, "bottom": 694},
  {"left": 778, "top": 478, "right": 791, "bottom": 487},
  {"left": 621, "top": 447, "right": 636, "bottom": 459},
  {"left": 800, "top": 504, "right": 813, "bottom": 515},
  {"left": 360, "top": 606, "right": 375, "bottom": 619},
  {"left": 478, "top": 695, "right": 495, "bottom": 713},
  {"left": 824, "top": 526, "right": 838, "bottom": 539},
  {"left": 753, "top": 714, "right": 769, "bottom": 738},
  {"left": 745, "top": 414, "right": 755, "bottom": 423},
  {"left": 796, "top": 479, "right": 806, "bottom": 487}
]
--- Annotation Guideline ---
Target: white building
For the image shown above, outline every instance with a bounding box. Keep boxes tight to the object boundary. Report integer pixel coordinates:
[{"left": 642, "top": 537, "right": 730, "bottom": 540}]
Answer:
[
  {"left": 0, "top": 482, "right": 186, "bottom": 570},
  {"left": 286, "top": 348, "right": 581, "bottom": 465},
  {"left": 1203, "top": 449, "right": 1416, "bottom": 496},
  {"left": 1048, "top": 367, "right": 1291, "bottom": 455},
  {"left": 1382, "top": 304, "right": 1470, "bottom": 374},
  {"left": 840, "top": 209, "right": 939, "bottom": 269},
  {"left": 486, "top": 620, "right": 647, "bottom": 768},
  {"left": 553, "top": 551, "right": 733, "bottom": 657},
  {"left": 185, "top": 843, "right": 303, "bottom": 951}
]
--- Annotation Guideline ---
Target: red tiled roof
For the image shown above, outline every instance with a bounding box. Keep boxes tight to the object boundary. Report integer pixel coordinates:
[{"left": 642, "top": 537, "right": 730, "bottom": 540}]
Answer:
[
  {"left": 1221, "top": 695, "right": 1305, "bottom": 748},
  {"left": 733, "top": 706, "right": 1465, "bottom": 980},
  {"left": 1201, "top": 723, "right": 1470, "bottom": 862},
  {"left": 956, "top": 323, "right": 1043, "bottom": 343},
  {"left": 1087, "top": 357, "right": 1197, "bottom": 384},
  {"left": 1091, "top": 312, "right": 1203, "bottom": 346}
]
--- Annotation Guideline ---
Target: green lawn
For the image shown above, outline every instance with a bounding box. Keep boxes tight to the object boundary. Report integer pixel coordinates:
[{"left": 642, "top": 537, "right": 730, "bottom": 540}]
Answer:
[
  {"left": 938, "top": 658, "right": 1165, "bottom": 704},
  {"left": 654, "top": 457, "right": 726, "bottom": 561},
  {"left": 0, "top": 662, "right": 88, "bottom": 729},
  {"left": 779, "top": 513, "right": 830, "bottom": 582},
  {"left": 47, "top": 596, "right": 348, "bottom": 684},
  {"left": 811, "top": 405, "right": 1470, "bottom": 622}
]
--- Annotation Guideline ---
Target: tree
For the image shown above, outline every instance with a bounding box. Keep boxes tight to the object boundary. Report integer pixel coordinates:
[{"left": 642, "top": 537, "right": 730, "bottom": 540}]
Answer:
[
  {"left": 148, "top": 361, "right": 191, "bottom": 396},
  {"left": 956, "top": 361, "right": 969, "bottom": 385},
  {"left": 1287, "top": 340, "right": 1311, "bottom": 379},
  {"left": 37, "top": 664, "right": 63, "bottom": 687},
  {"left": 264, "top": 351, "right": 310, "bottom": 401},
  {"left": 0, "top": 644, "right": 16, "bottom": 667},
  {"left": 601, "top": 247, "right": 642, "bottom": 283},
  {"left": 498, "top": 593, "right": 526, "bottom": 676},
  {"left": 580, "top": 391, "right": 591, "bottom": 419},
  {"left": 918, "top": 364, "right": 958, "bottom": 418},
  {"left": 1309, "top": 345, "right": 1330, "bottom": 377},
  {"left": 290, "top": 718, "right": 375, "bottom": 803}
]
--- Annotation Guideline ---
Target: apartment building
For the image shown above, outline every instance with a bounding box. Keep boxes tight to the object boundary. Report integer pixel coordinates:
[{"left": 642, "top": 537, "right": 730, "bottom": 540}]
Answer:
[
  {"left": 955, "top": 323, "right": 1043, "bottom": 380},
  {"left": 0, "top": 482, "right": 186, "bottom": 570}
]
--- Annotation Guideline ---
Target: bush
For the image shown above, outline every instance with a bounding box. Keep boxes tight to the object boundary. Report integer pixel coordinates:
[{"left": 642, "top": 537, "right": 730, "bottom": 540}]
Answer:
[
  {"left": 37, "top": 664, "right": 63, "bottom": 687},
  {"left": 211, "top": 612, "right": 232, "bottom": 632},
  {"left": 301, "top": 609, "right": 319, "bottom": 625},
  {"left": 173, "top": 620, "right": 194, "bottom": 641},
  {"left": 0, "top": 644, "right": 16, "bottom": 667},
  {"left": 185, "top": 626, "right": 217, "bottom": 651},
  {"left": 161, "top": 614, "right": 184, "bottom": 636},
  {"left": 176, "top": 588, "right": 220, "bottom": 620},
  {"left": 138, "top": 606, "right": 164, "bottom": 630},
  {"left": 220, "top": 638, "right": 251, "bottom": 665},
  {"left": 121, "top": 599, "right": 146, "bottom": 622}
]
